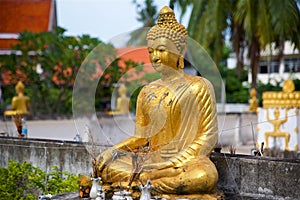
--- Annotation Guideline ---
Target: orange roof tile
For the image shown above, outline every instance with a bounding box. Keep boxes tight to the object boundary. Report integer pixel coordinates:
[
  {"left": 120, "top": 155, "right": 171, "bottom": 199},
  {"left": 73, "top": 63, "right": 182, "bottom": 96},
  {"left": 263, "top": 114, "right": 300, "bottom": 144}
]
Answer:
[
  {"left": 116, "top": 46, "right": 155, "bottom": 82},
  {"left": 117, "top": 46, "right": 151, "bottom": 65},
  {"left": 0, "top": 0, "right": 56, "bottom": 50},
  {"left": 0, "top": 39, "right": 18, "bottom": 49}
]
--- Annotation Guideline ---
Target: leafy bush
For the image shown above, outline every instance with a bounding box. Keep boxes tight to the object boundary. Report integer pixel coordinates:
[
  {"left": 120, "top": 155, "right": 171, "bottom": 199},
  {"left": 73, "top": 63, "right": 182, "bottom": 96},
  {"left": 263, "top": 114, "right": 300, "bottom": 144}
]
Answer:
[
  {"left": 0, "top": 160, "right": 80, "bottom": 199},
  {"left": 46, "top": 166, "right": 79, "bottom": 194},
  {"left": 223, "top": 69, "right": 249, "bottom": 103},
  {"left": 1, "top": 27, "right": 114, "bottom": 117}
]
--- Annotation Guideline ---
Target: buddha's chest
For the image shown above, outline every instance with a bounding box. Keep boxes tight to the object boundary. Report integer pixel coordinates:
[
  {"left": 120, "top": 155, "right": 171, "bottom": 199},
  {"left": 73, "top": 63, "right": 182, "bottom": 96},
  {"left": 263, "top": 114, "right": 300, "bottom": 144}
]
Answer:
[{"left": 142, "top": 85, "right": 179, "bottom": 113}]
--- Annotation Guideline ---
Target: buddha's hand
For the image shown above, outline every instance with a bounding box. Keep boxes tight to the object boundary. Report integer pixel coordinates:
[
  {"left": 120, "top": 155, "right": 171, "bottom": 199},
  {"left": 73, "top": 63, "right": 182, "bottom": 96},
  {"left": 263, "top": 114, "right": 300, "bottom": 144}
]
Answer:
[
  {"left": 97, "top": 149, "right": 115, "bottom": 173},
  {"left": 143, "top": 160, "right": 173, "bottom": 171},
  {"left": 140, "top": 160, "right": 181, "bottom": 181}
]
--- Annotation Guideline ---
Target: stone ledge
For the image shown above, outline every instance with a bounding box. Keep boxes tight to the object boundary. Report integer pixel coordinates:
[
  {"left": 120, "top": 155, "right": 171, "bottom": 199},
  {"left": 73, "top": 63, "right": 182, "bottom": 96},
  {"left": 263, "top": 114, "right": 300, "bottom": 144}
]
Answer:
[
  {"left": 1, "top": 137, "right": 300, "bottom": 199},
  {"left": 211, "top": 152, "right": 300, "bottom": 199}
]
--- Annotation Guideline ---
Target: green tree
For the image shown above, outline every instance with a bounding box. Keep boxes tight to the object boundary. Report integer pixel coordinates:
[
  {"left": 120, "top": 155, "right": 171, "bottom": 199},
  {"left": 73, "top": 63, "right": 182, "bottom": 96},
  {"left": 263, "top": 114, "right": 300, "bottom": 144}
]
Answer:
[
  {"left": 186, "top": 0, "right": 300, "bottom": 89},
  {"left": 134, "top": 0, "right": 157, "bottom": 27},
  {"left": 187, "top": 0, "right": 231, "bottom": 67},
  {"left": 127, "top": 0, "right": 158, "bottom": 46},
  {"left": 169, "top": 0, "right": 193, "bottom": 23},
  {"left": 1, "top": 27, "right": 115, "bottom": 117},
  {"left": 266, "top": 0, "right": 300, "bottom": 64}
]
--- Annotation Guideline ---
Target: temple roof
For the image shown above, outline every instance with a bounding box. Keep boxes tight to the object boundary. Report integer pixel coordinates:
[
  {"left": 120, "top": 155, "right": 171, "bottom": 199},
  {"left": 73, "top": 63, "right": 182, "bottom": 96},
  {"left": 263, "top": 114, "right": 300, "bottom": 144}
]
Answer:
[
  {"left": 117, "top": 46, "right": 150, "bottom": 65},
  {"left": 116, "top": 46, "right": 155, "bottom": 82},
  {"left": 0, "top": 0, "right": 57, "bottom": 50}
]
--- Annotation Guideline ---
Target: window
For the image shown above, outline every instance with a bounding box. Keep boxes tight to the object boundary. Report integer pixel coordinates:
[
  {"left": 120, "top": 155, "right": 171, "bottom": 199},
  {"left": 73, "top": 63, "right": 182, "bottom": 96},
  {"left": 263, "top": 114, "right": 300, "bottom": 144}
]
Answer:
[
  {"left": 270, "top": 62, "right": 279, "bottom": 73},
  {"left": 259, "top": 65, "right": 268, "bottom": 74},
  {"left": 284, "top": 58, "right": 300, "bottom": 72},
  {"left": 259, "top": 60, "right": 279, "bottom": 74}
]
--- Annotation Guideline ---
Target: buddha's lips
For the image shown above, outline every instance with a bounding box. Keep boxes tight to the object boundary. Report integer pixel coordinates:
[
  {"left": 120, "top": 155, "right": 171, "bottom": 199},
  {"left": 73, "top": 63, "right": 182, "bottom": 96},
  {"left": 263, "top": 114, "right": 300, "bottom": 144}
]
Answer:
[{"left": 153, "top": 63, "right": 161, "bottom": 67}]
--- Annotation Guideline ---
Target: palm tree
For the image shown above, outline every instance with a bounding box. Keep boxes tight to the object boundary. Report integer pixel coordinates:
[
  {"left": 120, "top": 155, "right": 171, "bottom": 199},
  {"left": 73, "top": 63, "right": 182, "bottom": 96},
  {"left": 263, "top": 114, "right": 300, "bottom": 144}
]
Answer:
[
  {"left": 169, "top": 0, "right": 193, "bottom": 23},
  {"left": 234, "top": 0, "right": 268, "bottom": 89},
  {"left": 267, "top": 0, "right": 300, "bottom": 64},
  {"left": 186, "top": 0, "right": 300, "bottom": 89},
  {"left": 187, "top": 0, "right": 231, "bottom": 66},
  {"left": 127, "top": 0, "right": 158, "bottom": 46},
  {"left": 235, "top": 0, "right": 300, "bottom": 89}
]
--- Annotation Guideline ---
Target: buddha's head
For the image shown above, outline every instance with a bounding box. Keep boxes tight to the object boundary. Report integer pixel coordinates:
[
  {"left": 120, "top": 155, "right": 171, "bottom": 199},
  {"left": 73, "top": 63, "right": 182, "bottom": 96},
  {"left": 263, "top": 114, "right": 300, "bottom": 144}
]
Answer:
[
  {"left": 118, "top": 84, "right": 127, "bottom": 96},
  {"left": 283, "top": 78, "right": 295, "bottom": 93},
  {"left": 146, "top": 6, "right": 188, "bottom": 72},
  {"left": 15, "top": 81, "right": 25, "bottom": 94},
  {"left": 250, "top": 88, "right": 257, "bottom": 98}
]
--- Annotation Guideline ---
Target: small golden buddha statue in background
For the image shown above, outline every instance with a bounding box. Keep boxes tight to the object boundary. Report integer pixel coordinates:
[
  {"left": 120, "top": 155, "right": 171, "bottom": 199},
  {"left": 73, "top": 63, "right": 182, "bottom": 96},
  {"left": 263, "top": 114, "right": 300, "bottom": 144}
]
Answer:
[
  {"left": 108, "top": 84, "right": 130, "bottom": 115},
  {"left": 282, "top": 78, "right": 295, "bottom": 93},
  {"left": 4, "top": 81, "right": 30, "bottom": 116},
  {"left": 265, "top": 108, "right": 290, "bottom": 150},
  {"left": 247, "top": 88, "right": 258, "bottom": 113},
  {"left": 96, "top": 6, "right": 219, "bottom": 198}
]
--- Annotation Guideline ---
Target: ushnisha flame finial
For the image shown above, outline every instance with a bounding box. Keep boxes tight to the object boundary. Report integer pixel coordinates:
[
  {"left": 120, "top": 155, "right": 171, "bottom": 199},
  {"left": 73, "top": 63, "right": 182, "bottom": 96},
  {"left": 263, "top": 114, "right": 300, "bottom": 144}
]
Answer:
[{"left": 146, "top": 6, "right": 188, "bottom": 55}]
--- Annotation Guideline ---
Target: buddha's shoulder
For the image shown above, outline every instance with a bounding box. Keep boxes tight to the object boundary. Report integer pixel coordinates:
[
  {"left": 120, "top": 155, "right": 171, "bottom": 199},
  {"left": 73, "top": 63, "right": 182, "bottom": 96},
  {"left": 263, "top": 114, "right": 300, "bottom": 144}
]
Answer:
[
  {"left": 138, "top": 81, "right": 159, "bottom": 95},
  {"left": 184, "top": 74, "right": 213, "bottom": 89}
]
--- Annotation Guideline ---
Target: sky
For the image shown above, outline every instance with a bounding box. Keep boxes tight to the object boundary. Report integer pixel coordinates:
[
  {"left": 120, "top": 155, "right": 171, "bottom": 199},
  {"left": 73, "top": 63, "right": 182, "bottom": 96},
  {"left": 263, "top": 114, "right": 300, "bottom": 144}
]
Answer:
[{"left": 56, "top": 0, "right": 190, "bottom": 43}]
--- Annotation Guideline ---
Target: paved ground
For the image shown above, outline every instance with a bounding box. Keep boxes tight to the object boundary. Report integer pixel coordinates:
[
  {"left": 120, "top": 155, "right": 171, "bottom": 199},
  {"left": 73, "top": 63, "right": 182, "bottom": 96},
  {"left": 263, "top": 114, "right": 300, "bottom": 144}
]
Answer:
[
  {"left": 1, "top": 119, "right": 78, "bottom": 141},
  {"left": 0, "top": 119, "right": 254, "bottom": 156}
]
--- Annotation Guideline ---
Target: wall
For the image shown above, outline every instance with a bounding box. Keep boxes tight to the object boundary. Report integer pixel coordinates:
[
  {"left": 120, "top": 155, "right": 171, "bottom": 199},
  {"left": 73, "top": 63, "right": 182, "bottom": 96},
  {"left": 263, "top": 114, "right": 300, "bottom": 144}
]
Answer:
[
  {"left": 1, "top": 137, "right": 299, "bottom": 199},
  {"left": 211, "top": 153, "right": 300, "bottom": 199},
  {"left": 0, "top": 136, "right": 106, "bottom": 175}
]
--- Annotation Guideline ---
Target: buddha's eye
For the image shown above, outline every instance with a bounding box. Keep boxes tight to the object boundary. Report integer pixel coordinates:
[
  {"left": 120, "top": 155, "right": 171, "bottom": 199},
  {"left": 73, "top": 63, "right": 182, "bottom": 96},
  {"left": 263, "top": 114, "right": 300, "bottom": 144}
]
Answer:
[
  {"left": 148, "top": 48, "right": 154, "bottom": 53},
  {"left": 157, "top": 47, "right": 165, "bottom": 52}
]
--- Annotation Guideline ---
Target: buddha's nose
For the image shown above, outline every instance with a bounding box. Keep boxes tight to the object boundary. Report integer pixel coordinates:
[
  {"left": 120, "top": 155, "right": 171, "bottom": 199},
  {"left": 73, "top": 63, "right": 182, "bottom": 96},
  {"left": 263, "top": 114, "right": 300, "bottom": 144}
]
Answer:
[{"left": 153, "top": 57, "right": 159, "bottom": 63}]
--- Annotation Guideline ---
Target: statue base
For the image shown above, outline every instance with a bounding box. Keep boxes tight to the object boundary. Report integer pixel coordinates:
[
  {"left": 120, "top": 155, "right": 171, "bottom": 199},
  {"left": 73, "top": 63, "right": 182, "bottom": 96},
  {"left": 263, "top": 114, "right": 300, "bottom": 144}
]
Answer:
[{"left": 102, "top": 184, "right": 224, "bottom": 200}]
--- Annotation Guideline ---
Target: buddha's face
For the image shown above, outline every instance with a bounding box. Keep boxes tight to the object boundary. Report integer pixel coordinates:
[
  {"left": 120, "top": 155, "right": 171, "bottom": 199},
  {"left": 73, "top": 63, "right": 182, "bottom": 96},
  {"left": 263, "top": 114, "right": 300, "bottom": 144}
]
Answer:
[{"left": 147, "top": 38, "right": 181, "bottom": 73}]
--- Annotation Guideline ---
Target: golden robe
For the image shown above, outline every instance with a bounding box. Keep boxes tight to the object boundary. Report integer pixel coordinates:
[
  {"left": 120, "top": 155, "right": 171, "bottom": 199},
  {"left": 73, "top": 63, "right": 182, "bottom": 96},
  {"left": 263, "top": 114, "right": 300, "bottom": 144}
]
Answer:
[{"left": 97, "top": 74, "right": 218, "bottom": 194}]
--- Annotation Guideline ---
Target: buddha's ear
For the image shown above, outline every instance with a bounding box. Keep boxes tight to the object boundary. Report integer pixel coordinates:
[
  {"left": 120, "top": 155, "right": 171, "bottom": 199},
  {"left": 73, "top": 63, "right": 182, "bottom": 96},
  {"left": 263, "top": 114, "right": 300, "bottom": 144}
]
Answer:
[
  {"left": 178, "top": 56, "right": 184, "bottom": 69},
  {"left": 180, "top": 44, "right": 187, "bottom": 57}
]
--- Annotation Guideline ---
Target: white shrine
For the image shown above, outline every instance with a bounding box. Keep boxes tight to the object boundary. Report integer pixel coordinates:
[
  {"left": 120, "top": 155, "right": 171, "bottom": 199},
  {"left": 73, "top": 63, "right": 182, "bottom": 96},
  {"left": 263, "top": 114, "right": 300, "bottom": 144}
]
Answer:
[{"left": 257, "top": 79, "right": 300, "bottom": 151}]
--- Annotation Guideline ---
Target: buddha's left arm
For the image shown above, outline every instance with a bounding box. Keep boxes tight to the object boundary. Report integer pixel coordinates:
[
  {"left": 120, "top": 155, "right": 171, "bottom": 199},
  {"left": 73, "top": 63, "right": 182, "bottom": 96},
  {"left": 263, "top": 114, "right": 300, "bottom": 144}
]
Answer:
[
  {"left": 26, "top": 97, "right": 30, "bottom": 110},
  {"left": 11, "top": 97, "right": 17, "bottom": 110},
  {"left": 170, "top": 78, "right": 218, "bottom": 167}
]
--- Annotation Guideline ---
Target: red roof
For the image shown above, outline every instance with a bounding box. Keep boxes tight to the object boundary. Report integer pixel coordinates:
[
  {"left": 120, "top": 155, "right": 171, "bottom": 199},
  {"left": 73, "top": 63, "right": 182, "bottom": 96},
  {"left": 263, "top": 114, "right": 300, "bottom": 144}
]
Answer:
[
  {"left": 0, "top": 0, "right": 57, "bottom": 50},
  {"left": 116, "top": 46, "right": 155, "bottom": 82},
  {"left": 117, "top": 46, "right": 151, "bottom": 66}
]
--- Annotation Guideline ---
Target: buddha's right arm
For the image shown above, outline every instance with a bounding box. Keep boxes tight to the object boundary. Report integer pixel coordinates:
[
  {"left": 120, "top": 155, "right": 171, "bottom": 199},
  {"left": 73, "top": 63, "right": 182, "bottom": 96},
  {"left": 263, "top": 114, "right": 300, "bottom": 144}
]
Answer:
[
  {"left": 111, "top": 93, "right": 149, "bottom": 152},
  {"left": 111, "top": 136, "right": 148, "bottom": 152},
  {"left": 97, "top": 87, "right": 149, "bottom": 171},
  {"left": 96, "top": 136, "right": 148, "bottom": 172}
]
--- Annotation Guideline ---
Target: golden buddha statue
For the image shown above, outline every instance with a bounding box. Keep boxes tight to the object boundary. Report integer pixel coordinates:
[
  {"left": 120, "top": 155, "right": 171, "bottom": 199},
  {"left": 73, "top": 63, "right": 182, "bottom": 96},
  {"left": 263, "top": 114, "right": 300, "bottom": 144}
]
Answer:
[
  {"left": 95, "top": 6, "right": 219, "bottom": 197},
  {"left": 4, "top": 81, "right": 30, "bottom": 116},
  {"left": 265, "top": 108, "right": 290, "bottom": 150},
  {"left": 108, "top": 84, "right": 130, "bottom": 115},
  {"left": 282, "top": 78, "right": 295, "bottom": 93},
  {"left": 247, "top": 88, "right": 258, "bottom": 113}
]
